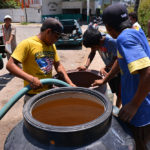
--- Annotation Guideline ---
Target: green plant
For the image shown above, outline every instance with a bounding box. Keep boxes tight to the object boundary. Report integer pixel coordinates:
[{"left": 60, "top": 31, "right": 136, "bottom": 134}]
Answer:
[
  {"left": 0, "top": 0, "right": 21, "bottom": 9},
  {"left": 138, "top": 0, "right": 150, "bottom": 36},
  {"left": 20, "top": 22, "right": 29, "bottom": 25},
  {"left": 127, "top": 6, "right": 134, "bottom": 13}
]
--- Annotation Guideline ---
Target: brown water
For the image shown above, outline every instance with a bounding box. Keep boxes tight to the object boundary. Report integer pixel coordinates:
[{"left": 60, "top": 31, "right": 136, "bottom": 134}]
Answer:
[{"left": 32, "top": 98, "right": 104, "bottom": 126}]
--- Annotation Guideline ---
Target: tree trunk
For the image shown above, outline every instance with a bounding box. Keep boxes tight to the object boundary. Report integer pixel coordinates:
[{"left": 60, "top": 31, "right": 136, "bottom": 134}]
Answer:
[
  {"left": 134, "top": 0, "right": 140, "bottom": 13},
  {"left": 101, "top": 0, "right": 105, "bottom": 10},
  {"left": 23, "top": 0, "right": 28, "bottom": 22}
]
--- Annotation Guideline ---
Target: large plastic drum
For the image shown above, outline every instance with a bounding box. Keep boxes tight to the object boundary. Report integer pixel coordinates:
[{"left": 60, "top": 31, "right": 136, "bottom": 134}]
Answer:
[{"left": 4, "top": 87, "right": 135, "bottom": 150}]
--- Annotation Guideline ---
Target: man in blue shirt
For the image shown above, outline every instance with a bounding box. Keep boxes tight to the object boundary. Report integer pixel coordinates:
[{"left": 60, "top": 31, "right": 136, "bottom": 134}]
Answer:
[
  {"left": 78, "top": 27, "right": 121, "bottom": 107},
  {"left": 92, "top": 3, "right": 150, "bottom": 150}
]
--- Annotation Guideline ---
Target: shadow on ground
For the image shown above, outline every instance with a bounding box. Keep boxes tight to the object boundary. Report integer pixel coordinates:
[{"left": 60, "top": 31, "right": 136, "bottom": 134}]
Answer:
[{"left": 0, "top": 73, "right": 14, "bottom": 91}]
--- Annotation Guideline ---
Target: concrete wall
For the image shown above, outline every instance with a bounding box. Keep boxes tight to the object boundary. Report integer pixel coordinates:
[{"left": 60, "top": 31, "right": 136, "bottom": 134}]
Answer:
[
  {"left": 0, "top": 8, "right": 41, "bottom": 23},
  {"left": 62, "top": 1, "right": 82, "bottom": 14},
  {"left": 42, "top": 0, "right": 62, "bottom": 15},
  {"left": 95, "top": 1, "right": 101, "bottom": 9},
  {"left": 42, "top": 0, "right": 98, "bottom": 16},
  {"left": 82, "top": 1, "right": 96, "bottom": 15},
  {"left": 62, "top": 1, "right": 82, "bottom": 9}
]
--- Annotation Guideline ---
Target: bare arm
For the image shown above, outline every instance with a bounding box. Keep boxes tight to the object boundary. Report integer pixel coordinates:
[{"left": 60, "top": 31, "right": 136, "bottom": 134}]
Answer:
[
  {"left": 85, "top": 50, "right": 96, "bottom": 68},
  {"left": 103, "top": 59, "right": 120, "bottom": 83},
  {"left": 54, "top": 61, "right": 76, "bottom": 87},
  {"left": 77, "top": 50, "right": 96, "bottom": 70},
  {"left": 6, "top": 57, "right": 42, "bottom": 89},
  {"left": 100, "top": 56, "right": 117, "bottom": 76},
  {"left": 92, "top": 59, "right": 120, "bottom": 86},
  {"left": 119, "top": 66, "right": 150, "bottom": 122},
  {"left": 6, "top": 34, "right": 14, "bottom": 44}
]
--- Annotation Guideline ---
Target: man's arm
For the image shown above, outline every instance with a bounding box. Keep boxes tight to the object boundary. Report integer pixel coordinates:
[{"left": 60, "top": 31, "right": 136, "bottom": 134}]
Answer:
[
  {"left": 6, "top": 57, "right": 42, "bottom": 89},
  {"left": 85, "top": 50, "right": 96, "bottom": 68},
  {"left": 100, "top": 56, "right": 117, "bottom": 76},
  {"left": 54, "top": 61, "right": 76, "bottom": 87},
  {"left": 92, "top": 59, "right": 120, "bottom": 86},
  {"left": 6, "top": 34, "right": 14, "bottom": 44},
  {"left": 77, "top": 50, "right": 96, "bottom": 70},
  {"left": 6, "top": 26, "right": 16, "bottom": 44},
  {"left": 119, "top": 66, "right": 150, "bottom": 122}
]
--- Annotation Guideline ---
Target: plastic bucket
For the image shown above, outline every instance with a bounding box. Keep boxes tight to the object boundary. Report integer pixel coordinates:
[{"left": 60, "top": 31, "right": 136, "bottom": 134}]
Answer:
[{"left": 53, "top": 70, "right": 107, "bottom": 94}]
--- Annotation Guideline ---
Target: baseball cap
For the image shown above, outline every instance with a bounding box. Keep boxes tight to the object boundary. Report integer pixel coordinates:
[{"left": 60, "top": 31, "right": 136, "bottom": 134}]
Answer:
[
  {"left": 4, "top": 15, "right": 12, "bottom": 20},
  {"left": 102, "top": 3, "right": 130, "bottom": 27}
]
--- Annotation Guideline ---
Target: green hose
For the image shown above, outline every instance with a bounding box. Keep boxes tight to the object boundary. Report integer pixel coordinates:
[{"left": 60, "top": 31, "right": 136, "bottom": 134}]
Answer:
[{"left": 0, "top": 78, "right": 71, "bottom": 120}]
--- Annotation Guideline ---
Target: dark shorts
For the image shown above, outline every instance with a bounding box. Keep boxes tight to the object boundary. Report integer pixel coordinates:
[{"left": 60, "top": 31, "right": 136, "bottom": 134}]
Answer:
[
  {"left": 128, "top": 123, "right": 150, "bottom": 150},
  {"left": 108, "top": 73, "right": 121, "bottom": 97}
]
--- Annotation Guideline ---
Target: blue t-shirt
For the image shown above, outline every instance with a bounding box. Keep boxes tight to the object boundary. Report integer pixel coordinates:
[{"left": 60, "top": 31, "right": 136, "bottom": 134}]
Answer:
[
  {"left": 98, "top": 34, "right": 117, "bottom": 66},
  {"left": 117, "top": 27, "right": 150, "bottom": 127}
]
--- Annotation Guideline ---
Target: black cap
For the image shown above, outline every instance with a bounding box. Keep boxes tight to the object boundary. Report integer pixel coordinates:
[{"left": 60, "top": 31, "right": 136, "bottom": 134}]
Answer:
[
  {"left": 41, "top": 18, "right": 63, "bottom": 33},
  {"left": 102, "top": 3, "right": 129, "bottom": 27}
]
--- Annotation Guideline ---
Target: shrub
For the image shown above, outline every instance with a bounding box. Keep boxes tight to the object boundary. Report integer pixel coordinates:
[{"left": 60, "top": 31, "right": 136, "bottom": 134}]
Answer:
[
  {"left": 127, "top": 6, "right": 134, "bottom": 13},
  {"left": 0, "top": 0, "right": 21, "bottom": 9},
  {"left": 138, "top": 0, "right": 150, "bottom": 36}
]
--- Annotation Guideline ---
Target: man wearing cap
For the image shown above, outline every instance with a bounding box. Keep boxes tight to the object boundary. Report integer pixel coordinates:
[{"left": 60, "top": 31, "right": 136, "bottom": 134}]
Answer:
[
  {"left": 6, "top": 18, "right": 76, "bottom": 103},
  {"left": 92, "top": 3, "right": 150, "bottom": 150},
  {"left": 129, "top": 12, "right": 141, "bottom": 29},
  {"left": 2, "top": 15, "right": 16, "bottom": 60}
]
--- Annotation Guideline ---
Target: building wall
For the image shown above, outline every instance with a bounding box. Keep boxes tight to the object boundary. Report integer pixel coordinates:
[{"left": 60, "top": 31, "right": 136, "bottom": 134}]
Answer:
[
  {"left": 0, "top": 8, "right": 41, "bottom": 23},
  {"left": 42, "top": 0, "right": 62, "bottom": 15},
  {"left": 42, "top": 0, "right": 98, "bottom": 16},
  {"left": 62, "top": 1, "right": 82, "bottom": 9},
  {"left": 95, "top": 1, "right": 102, "bottom": 9}
]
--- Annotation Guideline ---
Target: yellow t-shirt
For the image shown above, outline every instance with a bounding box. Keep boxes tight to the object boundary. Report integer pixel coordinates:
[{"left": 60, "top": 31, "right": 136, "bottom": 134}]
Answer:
[{"left": 12, "top": 36, "right": 60, "bottom": 94}]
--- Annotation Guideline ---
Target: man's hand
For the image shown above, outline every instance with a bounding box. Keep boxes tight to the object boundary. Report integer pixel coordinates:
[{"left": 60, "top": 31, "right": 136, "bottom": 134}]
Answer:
[
  {"left": 118, "top": 101, "right": 139, "bottom": 123},
  {"left": 77, "top": 65, "right": 87, "bottom": 71},
  {"left": 91, "top": 79, "right": 104, "bottom": 87},
  {"left": 6, "top": 41, "right": 11, "bottom": 44},
  {"left": 100, "top": 67, "right": 108, "bottom": 76},
  {"left": 30, "top": 77, "right": 43, "bottom": 89},
  {"left": 69, "top": 83, "right": 77, "bottom": 87}
]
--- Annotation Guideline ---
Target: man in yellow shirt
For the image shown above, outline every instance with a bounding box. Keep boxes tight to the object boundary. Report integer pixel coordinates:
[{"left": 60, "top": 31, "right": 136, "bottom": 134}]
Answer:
[{"left": 6, "top": 18, "right": 75, "bottom": 103}]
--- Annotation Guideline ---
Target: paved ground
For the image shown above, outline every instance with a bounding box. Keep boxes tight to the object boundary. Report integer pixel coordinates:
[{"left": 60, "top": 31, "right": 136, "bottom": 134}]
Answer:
[{"left": 0, "top": 24, "right": 107, "bottom": 149}]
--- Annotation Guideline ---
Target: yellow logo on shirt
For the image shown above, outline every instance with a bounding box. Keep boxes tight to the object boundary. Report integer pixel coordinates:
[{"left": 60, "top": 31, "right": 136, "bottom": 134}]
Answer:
[{"left": 117, "top": 50, "right": 123, "bottom": 59}]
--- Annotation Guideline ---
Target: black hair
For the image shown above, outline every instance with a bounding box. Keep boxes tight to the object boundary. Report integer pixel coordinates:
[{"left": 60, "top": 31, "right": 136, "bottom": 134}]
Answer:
[
  {"left": 40, "top": 18, "right": 63, "bottom": 33},
  {"left": 129, "top": 12, "right": 138, "bottom": 22},
  {"left": 83, "top": 28, "right": 102, "bottom": 48}
]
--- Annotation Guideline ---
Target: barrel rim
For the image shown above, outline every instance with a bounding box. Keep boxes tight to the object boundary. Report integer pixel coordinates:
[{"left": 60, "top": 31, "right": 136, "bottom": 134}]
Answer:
[{"left": 23, "top": 87, "right": 112, "bottom": 133}]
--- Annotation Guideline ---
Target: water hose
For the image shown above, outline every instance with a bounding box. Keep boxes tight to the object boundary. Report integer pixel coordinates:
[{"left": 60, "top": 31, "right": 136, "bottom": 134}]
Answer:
[{"left": 0, "top": 78, "right": 71, "bottom": 120}]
